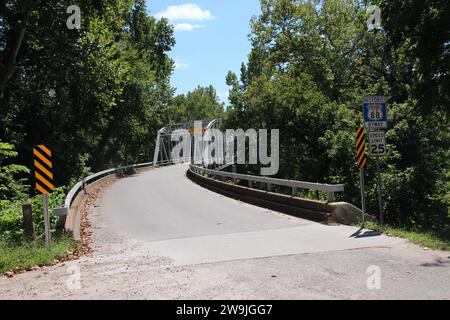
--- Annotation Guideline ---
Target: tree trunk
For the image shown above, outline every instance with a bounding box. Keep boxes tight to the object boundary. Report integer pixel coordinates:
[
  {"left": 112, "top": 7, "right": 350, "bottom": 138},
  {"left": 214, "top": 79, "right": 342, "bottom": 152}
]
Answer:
[{"left": 0, "top": 0, "right": 33, "bottom": 96}]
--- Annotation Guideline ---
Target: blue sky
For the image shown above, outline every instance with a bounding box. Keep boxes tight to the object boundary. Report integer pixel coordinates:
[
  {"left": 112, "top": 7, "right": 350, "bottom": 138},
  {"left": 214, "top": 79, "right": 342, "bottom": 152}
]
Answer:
[{"left": 145, "top": 1, "right": 261, "bottom": 104}]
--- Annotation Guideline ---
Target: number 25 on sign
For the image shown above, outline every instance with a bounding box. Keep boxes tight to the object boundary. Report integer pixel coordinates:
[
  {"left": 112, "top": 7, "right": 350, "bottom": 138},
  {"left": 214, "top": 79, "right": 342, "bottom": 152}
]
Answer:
[{"left": 369, "top": 131, "right": 387, "bottom": 156}]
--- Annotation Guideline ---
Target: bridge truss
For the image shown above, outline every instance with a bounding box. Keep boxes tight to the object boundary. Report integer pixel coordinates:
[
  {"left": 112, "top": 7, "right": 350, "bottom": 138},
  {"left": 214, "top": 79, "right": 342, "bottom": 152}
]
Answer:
[{"left": 153, "top": 119, "right": 221, "bottom": 167}]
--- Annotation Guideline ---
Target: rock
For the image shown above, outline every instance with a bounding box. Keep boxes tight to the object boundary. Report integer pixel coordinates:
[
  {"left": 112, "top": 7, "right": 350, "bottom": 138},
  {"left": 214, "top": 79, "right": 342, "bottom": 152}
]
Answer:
[{"left": 329, "top": 202, "right": 369, "bottom": 225}]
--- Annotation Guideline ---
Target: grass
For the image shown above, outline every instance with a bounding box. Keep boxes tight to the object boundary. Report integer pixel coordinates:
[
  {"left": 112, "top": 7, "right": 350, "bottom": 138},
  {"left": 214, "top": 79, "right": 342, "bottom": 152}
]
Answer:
[
  {"left": 363, "top": 220, "right": 450, "bottom": 251},
  {"left": 0, "top": 235, "right": 79, "bottom": 274}
]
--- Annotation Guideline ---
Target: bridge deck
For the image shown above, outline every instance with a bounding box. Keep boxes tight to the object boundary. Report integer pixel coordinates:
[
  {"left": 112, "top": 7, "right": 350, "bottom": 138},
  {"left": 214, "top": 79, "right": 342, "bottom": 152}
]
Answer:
[{"left": 102, "top": 164, "right": 405, "bottom": 265}]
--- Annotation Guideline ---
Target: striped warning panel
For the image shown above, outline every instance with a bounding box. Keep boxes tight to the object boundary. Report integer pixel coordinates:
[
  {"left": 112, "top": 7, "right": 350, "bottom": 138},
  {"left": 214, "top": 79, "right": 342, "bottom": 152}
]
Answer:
[
  {"left": 356, "top": 127, "right": 367, "bottom": 170},
  {"left": 33, "top": 145, "right": 54, "bottom": 195},
  {"left": 188, "top": 127, "right": 206, "bottom": 134}
]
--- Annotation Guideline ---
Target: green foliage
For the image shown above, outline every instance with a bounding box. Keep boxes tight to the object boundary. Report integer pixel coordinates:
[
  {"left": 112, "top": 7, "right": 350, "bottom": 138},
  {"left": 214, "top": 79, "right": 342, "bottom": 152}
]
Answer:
[
  {"left": 363, "top": 221, "right": 450, "bottom": 251},
  {"left": 378, "top": 103, "right": 449, "bottom": 232},
  {"left": 378, "top": 0, "right": 450, "bottom": 114},
  {"left": 169, "top": 86, "right": 224, "bottom": 123},
  {"left": 224, "top": 0, "right": 450, "bottom": 235},
  {"left": 0, "top": 187, "right": 66, "bottom": 242},
  {"left": 0, "top": 235, "right": 78, "bottom": 273},
  {"left": 0, "top": 0, "right": 175, "bottom": 186},
  {"left": 0, "top": 142, "right": 30, "bottom": 208}
]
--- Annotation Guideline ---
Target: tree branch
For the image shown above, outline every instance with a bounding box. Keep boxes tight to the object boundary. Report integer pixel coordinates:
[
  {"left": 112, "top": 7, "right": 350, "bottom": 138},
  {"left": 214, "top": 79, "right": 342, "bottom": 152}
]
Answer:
[{"left": 0, "top": 0, "right": 35, "bottom": 96}]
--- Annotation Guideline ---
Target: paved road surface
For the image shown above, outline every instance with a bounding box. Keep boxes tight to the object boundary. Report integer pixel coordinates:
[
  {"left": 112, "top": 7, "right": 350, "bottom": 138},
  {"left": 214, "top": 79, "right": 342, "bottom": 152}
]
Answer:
[
  {"left": 103, "top": 164, "right": 407, "bottom": 265},
  {"left": 1, "top": 164, "right": 449, "bottom": 299}
]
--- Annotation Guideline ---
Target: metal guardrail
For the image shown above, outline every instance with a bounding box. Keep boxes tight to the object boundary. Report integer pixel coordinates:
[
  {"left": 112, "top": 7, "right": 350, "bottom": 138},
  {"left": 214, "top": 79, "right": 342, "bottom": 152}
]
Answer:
[
  {"left": 52, "top": 162, "right": 153, "bottom": 217},
  {"left": 189, "top": 164, "right": 344, "bottom": 203}
]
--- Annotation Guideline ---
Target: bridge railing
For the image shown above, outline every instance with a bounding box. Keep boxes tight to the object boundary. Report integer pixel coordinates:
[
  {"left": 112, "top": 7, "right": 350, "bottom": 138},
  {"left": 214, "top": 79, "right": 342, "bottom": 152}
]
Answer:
[{"left": 189, "top": 164, "right": 344, "bottom": 203}]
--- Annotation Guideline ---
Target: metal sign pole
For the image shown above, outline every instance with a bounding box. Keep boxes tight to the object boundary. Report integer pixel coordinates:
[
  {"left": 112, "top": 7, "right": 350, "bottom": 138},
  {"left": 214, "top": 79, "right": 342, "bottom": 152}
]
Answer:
[
  {"left": 376, "top": 155, "right": 383, "bottom": 226},
  {"left": 43, "top": 194, "right": 51, "bottom": 249},
  {"left": 356, "top": 127, "right": 367, "bottom": 226},
  {"left": 362, "top": 96, "right": 388, "bottom": 226},
  {"left": 360, "top": 168, "right": 366, "bottom": 225}
]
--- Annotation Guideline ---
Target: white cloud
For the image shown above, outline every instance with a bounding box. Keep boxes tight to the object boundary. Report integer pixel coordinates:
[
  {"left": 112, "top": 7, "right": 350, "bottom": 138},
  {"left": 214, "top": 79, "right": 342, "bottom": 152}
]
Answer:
[
  {"left": 175, "top": 60, "right": 190, "bottom": 70},
  {"left": 155, "top": 3, "right": 214, "bottom": 21},
  {"left": 174, "top": 23, "right": 205, "bottom": 31}
]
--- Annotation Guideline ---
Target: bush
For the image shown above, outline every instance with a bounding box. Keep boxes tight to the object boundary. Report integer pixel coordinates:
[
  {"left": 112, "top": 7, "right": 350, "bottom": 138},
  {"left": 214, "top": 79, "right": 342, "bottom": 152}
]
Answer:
[
  {"left": 0, "top": 187, "right": 66, "bottom": 243},
  {"left": 0, "top": 142, "right": 30, "bottom": 209}
]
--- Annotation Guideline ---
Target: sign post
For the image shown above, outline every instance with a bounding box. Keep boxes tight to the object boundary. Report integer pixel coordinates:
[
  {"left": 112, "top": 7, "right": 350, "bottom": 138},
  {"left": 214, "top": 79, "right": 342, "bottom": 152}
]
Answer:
[
  {"left": 363, "top": 97, "right": 388, "bottom": 225},
  {"left": 356, "top": 127, "right": 367, "bottom": 224},
  {"left": 368, "top": 131, "right": 386, "bottom": 225},
  {"left": 375, "top": 155, "right": 383, "bottom": 225},
  {"left": 359, "top": 168, "right": 366, "bottom": 225},
  {"left": 42, "top": 194, "right": 51, "bottom": 249},
  {"left": 33, "top": 145, "right": 54, "bottom": 249}
]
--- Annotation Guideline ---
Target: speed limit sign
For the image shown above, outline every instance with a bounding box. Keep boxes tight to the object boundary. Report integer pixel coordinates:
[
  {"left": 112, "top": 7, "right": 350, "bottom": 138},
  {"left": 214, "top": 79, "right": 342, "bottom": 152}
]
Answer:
[{"left": 369, "top": 131, "right": 387, "bottom": 156}]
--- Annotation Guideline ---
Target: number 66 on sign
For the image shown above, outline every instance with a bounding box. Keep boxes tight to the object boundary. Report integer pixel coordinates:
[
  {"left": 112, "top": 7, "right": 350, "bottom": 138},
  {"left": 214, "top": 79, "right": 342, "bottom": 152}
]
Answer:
[{"left": 363, "top": 96, "right": 388, "bottom": 129}]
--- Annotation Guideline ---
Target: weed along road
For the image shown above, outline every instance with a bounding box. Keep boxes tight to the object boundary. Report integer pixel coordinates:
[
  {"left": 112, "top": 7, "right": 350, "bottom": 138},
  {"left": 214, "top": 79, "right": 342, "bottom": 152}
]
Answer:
[{"left": 1, "top": 164, "right": 449, "bottom": 299}]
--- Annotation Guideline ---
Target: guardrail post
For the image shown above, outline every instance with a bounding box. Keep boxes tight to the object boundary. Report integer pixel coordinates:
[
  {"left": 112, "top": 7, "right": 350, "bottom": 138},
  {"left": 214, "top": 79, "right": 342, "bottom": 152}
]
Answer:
[
  {"left": 248, "top": 180, "right": 253, "bottom": 188},
  {"left": 56, "top": 215, "right": 66, "bottom": 236},
  {"left": 232, "top": 165, "right": 237, "bottom": 184},
  {"left": 82, "top": 177, "right": 87, "bottom": 194},
  {"left": 22, "top": 203, "right": 35, "bottom": 240},
  {"left": 267, "top": 183, "right": 272, "bottom": 192},
  {"left": 326, "top": 192, "right": 333, "bottom": 203},
  {"left": 292, "top": 187, "right": 298, "bottom": 197}
]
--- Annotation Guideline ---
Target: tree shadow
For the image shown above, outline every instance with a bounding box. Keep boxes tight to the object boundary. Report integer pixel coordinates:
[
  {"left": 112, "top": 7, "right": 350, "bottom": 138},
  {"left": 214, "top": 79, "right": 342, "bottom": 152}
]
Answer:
[{"left": 116, "top": 168, "right": 138, "bottom": 179}]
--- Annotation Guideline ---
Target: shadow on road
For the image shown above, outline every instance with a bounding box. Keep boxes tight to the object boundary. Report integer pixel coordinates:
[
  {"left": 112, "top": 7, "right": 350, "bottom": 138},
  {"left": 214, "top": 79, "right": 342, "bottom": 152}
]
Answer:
[
  {"left": 420, "top": 257, "right": 450, "bottom": 268},
  {"left": 349, "top": 227, "right": 382, "bottom": 239}
]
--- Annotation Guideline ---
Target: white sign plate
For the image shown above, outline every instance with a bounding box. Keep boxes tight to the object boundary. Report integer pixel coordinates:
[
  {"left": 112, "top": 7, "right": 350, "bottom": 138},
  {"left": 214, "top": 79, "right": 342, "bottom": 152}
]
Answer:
[{"left": 369, "top": 131, "right": 387, "bottom": 156}]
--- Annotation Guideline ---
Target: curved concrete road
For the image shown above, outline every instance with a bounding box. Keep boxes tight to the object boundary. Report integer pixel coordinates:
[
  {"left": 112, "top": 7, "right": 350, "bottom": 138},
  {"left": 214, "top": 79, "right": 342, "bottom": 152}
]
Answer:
[{"left": 101, "top": 165, "right": 435, "bottom": 266}]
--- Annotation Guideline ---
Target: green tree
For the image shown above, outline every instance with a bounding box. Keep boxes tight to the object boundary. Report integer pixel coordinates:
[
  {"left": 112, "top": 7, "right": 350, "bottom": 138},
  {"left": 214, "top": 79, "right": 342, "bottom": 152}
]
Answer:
[
  {"left": 0, "top": 142, "right": 29, "bottom": 208},
  {"left": 91, "top": 0, "right": 176, "bottom": 168},
  {"left": 170, "top": 85, "right": 224, "bottom": 123},
  {"left": 0, "top": 0, "right": 35, "bottom": 95},
  {"left": 0, "top": 0, "right": 176, "bottom": 186},
  {"left": 379, "top": 0, "right": 450, "bottom": 115},
  {"left": 224, "top": 0, "right": 449, "bottom": 234}
]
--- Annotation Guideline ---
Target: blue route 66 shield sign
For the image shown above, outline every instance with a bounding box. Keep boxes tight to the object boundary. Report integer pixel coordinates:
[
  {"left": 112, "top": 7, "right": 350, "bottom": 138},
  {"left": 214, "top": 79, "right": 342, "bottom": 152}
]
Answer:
[{"left": 363, "top": 96, "right": 388, "bottom": 129}]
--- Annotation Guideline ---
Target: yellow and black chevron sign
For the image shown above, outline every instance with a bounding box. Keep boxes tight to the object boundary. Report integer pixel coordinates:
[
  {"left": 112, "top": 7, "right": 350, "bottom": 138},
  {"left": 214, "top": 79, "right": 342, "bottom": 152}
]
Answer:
[
  {"left": 356, "top": 127, "right": 367, "bottom": 170},
  {"left": 33, "top": 145, "right": 54, "bottom": 195}
]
